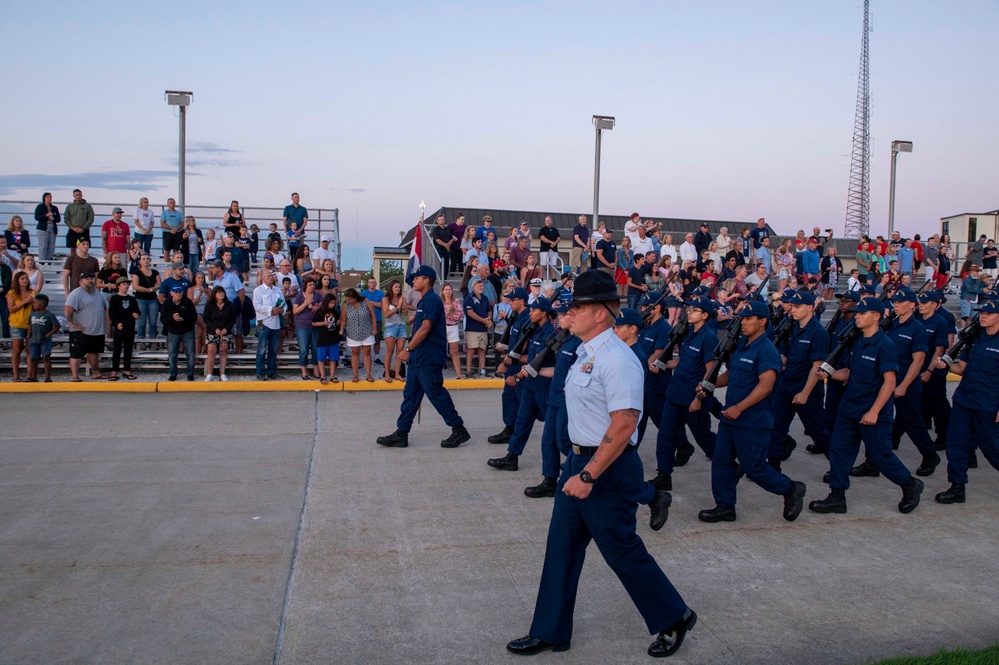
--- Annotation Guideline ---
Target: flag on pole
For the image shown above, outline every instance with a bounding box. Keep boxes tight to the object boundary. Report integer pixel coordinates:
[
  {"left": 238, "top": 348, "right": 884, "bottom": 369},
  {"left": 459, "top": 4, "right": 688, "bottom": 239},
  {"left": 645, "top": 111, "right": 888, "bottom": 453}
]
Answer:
[{"left": 406, "top": 215, "right": 423, "bottom": 281}]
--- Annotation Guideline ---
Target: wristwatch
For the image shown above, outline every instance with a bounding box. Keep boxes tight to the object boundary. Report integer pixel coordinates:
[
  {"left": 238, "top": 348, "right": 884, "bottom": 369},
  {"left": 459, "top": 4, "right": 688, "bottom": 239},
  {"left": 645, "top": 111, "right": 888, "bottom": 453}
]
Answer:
[{"left": 579, "top": 470, "right": 596, "bottom": 484}]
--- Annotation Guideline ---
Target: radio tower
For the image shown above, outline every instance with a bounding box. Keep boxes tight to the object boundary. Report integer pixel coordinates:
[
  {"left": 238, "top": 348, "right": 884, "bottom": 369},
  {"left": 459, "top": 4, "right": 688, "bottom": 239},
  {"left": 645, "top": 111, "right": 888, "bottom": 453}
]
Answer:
[{"left": 844, "top": 0, "right": 871, "bottom": 239}]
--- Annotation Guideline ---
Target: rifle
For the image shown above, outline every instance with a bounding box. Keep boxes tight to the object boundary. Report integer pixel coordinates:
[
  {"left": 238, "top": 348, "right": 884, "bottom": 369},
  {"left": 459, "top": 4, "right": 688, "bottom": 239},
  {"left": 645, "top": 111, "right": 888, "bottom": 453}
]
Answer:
[
  {"left": 700, "top": 315, "right": 740, "bottom": 395},
  {"left": 941, "top": 314, "right": 981, "bottom": 367},
  {"left": 819, "top": 273, "right": 904, "bottom": 376},
  {"left": 651, "top": 308, "right": 689, "bottom": 371},
  {"left": 879, "top": 278, "right": 937, "bottom": 333},
  {"left": 495, "top": 274, "right": 571, "bottom": 353},
  {"left": 508, "top": 320, "right": 539, "bottom": 362},
  {"left": 524, "top": 327, "right": 572, "bottom": 378}
]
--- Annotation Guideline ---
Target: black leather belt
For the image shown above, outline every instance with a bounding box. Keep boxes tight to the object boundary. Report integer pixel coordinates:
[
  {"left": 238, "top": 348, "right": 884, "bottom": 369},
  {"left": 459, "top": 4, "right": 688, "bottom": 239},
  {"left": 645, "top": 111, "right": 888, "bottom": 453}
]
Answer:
[{"left": 571, "top": 444, "right": 600, "bottom": 456}]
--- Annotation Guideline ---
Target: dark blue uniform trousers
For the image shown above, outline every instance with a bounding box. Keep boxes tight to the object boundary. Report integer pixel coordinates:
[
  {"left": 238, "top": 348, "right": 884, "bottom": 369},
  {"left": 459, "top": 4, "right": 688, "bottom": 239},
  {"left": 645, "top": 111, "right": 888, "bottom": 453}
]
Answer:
[
  {"left": 655, "top": 399, "right": 715, "bottom": 473},
  {"left": 529, "top": 447, "right": 688, "bottom": 644},
  {"left": 539, "top": 401, "right": 568, "bottom": 477},
  {"left": 396, "top": 364, "right": 463, "bottom": 432},
  {"left": 945, "top": 403, "right": 999, "bottom": 485},
  {"left": 890, "top": 391, "right": 936, "bottom": 455},
  {"left": 770, "top": 388, "right": 831, "bottom": 459},
  {"left": 639, "top": 389, "right": 693, "bottom": 451},
  {"left": 922, "top": 373, "right": 951, "bottom": 446},
  {"left": 549, "top": 398, "right": 571, "bottom": 457},
  {"left": 508, "top": 385, "right": 548, "bottom": 457},
  {"left": 828, "top": 415, "right": 913, "bottom": 491},
  {"left": 713, "top": 423, "right": 792, "bottom": 508},
  {"left": 823, "top": 379, "right": 846, "bottom": 437},
  {"left": 502, "top": 378, "right": 524, "bottom": 427}
]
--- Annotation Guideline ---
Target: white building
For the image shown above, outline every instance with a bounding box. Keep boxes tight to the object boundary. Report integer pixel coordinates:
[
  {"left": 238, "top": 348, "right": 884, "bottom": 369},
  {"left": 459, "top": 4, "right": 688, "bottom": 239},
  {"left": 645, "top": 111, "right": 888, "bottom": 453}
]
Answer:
[{"left": 940, "top": 209, "right": 999, "bottom": 245}]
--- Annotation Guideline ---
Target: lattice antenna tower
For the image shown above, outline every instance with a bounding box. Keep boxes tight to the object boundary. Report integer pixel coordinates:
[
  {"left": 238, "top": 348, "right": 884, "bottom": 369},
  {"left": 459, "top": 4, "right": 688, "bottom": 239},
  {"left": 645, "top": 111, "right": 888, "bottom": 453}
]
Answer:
[{"left": 844, "top": 0, "right": 872, "bottom": 239}]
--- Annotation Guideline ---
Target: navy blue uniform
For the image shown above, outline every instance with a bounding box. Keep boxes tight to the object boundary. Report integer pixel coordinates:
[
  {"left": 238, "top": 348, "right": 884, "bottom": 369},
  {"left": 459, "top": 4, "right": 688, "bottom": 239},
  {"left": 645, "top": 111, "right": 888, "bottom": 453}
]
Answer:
[
  {"left": 712, "top": 335, "right": 792, "bottom": 507},
  {"left": 770, "top": 317, "right": 832, "bottom": 459},
  {"left": 824, "top": 316, "right": 854, "bottom": 435},
  {"left": 654, "top": 324, "right": 717, "bottom": 474},
  {"left": 637, "top": 317, "right": 688, "bottom": 449},
  {"left": 502, "top": 310, "right": 532, "bottom": 426},
  {"left": 397, "top": 289, "right": 463, "bottom": 432},
  {"left": 508, "top": 321, "right": 556, "bottom": 473},
  {"left": 542, "top": 335, "right": 582, "bottom": 459},
  {"left": 946, "top": 331, "right": 999, "bottom": 485},
  {"left": 919, "top": 311, "right": 953, "bottom": 446},
  {"left": 529, "top": 329, "right": 688, "bottom": 645},
  {"left": 827, "top": 331, "right": 913, "bottom": 491},
  {"left": 887, "top": 316, "right": 936, "bottom": 456}
]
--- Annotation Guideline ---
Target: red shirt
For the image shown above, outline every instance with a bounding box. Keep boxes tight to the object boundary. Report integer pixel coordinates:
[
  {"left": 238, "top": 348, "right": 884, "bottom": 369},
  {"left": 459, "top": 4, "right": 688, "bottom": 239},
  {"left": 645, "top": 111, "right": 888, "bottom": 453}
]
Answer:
[
  {"left": 911, "top": 241, "right": 923, "bottom": 261},
  {"left": 102, "top": 219, "right": 130, "bottom": 254}
]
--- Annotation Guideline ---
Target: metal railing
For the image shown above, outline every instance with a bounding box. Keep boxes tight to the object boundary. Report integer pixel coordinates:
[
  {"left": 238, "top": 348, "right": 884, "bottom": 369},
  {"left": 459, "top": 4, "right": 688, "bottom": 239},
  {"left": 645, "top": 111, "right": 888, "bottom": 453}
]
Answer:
[{"left": 1, "top": 199, "right": 341, "bottom": 269}]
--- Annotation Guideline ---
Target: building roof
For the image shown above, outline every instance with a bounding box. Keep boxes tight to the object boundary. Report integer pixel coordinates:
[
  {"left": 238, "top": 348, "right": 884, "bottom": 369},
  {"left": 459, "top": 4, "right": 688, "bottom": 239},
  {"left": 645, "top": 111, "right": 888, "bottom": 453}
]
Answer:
[{"left": 941, "top": 209, "right": 999, "bottom": 220}]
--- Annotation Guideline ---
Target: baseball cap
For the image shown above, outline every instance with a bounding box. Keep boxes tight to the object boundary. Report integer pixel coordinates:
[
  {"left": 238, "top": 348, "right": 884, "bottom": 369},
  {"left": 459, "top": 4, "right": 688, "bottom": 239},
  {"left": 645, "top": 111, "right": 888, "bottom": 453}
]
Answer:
[
  {"left": 170, "top": 284, "right": 184, "bottom": 293},
  {"left": 321, "top": 235, "right": 331, "bottom": 242},
  {"left": 528, "top": 296, "right": 552, "bottom": 313},
  {"left": 778, "top": 289, "right": 797, "bottom": 303},
  {"left": 615, "top": 308, "right": 643, "bottom": 327},
  {"left": 171, "top": 261, "right": 184, "bottom": 270},
  {"left": 852, "top": 298, "right": 886, "bottom": 315},
  {"left": 738, "top": 301, "right": 770, "bottom": 318},
  {"left": 638, "top": 294, "right": 661, "bottom": 307},
  {"left": 975, "top": 300, "right": 999, "bottom": 314},
  {"left": 551, "top": 296, "right": 573, "bottom": 313},
  {"left": 836, "top": 290, "right": 862, "bottom": 302},
  {"left": 111, "top": 207, "right": 124, "bottom": 214},
  {"left": 509, "top": 287, "right": 529, "bottom": 302},
  {"left": 686, "top": 296, "right": 714, "bottom": 315},
  {"left": 788, "top": 291, "right": 816, "bottom": 306},
  {"left": 405, "top": 265, "right": 438, "bottom": 286},
  {"left": 79, "top": 271, "right": 95, "bottom": 279},
  {"left": 917, "top": 291, "right": 941, "bottom": 304},
  {"left": 890, "top": 287, "right": 918, "bottom": 303}
]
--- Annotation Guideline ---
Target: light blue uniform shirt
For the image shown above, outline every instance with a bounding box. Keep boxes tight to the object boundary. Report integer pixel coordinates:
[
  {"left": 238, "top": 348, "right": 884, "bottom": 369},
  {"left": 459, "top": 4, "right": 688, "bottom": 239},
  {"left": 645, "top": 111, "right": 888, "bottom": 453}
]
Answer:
[{"left": 565, "top": 327, "right": 645, "bottom": 447}]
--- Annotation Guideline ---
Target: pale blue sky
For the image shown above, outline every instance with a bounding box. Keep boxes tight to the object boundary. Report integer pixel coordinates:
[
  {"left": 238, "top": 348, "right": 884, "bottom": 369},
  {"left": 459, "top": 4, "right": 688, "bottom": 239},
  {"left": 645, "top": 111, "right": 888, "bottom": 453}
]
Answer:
[{"left": 2, "top": 1, "right": 996, "bottom": 267}]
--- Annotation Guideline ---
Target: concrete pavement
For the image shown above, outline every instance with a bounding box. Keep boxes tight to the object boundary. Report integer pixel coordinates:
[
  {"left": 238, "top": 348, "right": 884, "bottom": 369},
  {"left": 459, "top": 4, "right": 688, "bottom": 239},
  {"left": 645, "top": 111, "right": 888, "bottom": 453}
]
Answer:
[{"left": 1, "top": 389, "right": 997, "bottom": 664}]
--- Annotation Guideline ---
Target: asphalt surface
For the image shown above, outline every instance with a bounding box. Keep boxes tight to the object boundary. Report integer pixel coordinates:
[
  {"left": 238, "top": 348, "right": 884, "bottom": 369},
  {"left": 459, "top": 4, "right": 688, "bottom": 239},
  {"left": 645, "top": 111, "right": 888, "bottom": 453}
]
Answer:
[{"left": 1, "top": 388, "right": 997, "bottom": 665}]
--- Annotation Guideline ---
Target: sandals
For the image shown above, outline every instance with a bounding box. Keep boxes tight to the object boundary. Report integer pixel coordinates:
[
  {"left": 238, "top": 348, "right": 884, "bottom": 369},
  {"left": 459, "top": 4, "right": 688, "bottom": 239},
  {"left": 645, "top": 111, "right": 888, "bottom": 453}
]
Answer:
[
  {"left": 331, "top": 377, "right": 339, "bottom": 383},
  {"left": 123, "top": 373, "right": 137, "bottom": 381},
  {"left": 366, "top": 377, "right": 375, "bottom": 382},
  {"left": 107, "top": 375, "right": 119, "bottom": 382},
  {"left": 91, "top": 374, "right": 108, "bottom": 380},
  {"left": 71, "top": 377, "right": 83, "bottom": 382},
  {"left": 320, "top": 377, "right": 329, "bottom": 385}
]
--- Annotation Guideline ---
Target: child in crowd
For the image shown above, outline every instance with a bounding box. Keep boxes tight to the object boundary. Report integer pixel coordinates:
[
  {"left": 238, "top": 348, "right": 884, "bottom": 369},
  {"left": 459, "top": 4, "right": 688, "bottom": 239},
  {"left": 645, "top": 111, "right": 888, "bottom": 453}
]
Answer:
[
  {"left": 27, "top": 293, "right": 59, "bottom": 383},
  {"left": 287, "top": 222, "right": 301, "bottom": 256},
  {"left": 108, "top": 276, "right": 140, "bottom": 380},
  {"left": 236, "top": 226, "right": 252, "bottom": 275},
  {"left": 313, "top": 292, "right": 342, "bottom": 384},
  {"left": 846, "top": 269, "right": 862, "bottom": 293},
  {"left": 249, "top": 224, "right": 260, "bottom": 265},
  {"left": 267, "top": 223, "right": 282, "bottom": 246},
  {"left": 204, "top": 229, "right": 218, "bottom": 263}
]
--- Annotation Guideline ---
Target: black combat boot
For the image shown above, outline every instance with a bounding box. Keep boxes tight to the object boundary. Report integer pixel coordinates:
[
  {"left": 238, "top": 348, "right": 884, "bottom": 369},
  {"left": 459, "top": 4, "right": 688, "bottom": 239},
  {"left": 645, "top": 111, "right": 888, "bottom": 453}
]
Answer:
[
  {"left": 376, "top": 429, "right": 409, "bottom": 448},
  {"left": 809, "top": 488, "right": 847, "bottom": 514}
]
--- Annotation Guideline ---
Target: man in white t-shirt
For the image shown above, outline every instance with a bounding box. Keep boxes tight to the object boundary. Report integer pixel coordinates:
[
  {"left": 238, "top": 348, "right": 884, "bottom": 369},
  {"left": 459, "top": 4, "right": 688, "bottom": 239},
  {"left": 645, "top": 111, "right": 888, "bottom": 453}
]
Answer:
[
  {"left": 679, "top": 233, "right": 698, "bottom": 264},
  {"left": 624, "top": 212, "right": 643, "bottom": 246},
  {"left": 632, "top": 224, "right": 655, "bottom": 258},
  {"left": 313, "top": 235, "right": 335, "bottom": 269}
]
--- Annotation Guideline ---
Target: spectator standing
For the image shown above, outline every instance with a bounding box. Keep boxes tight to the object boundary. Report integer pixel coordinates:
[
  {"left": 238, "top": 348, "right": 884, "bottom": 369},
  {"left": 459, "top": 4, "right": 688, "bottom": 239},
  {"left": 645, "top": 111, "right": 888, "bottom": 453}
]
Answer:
[
  {"left": 798, "top": 239, "right": 820, "bottom": 283},
  {"left": 33, "top": 193, "right": 60, "bottom": 261},
  {"left": 694, "top": 222, "right": 712, "bottom": 256},
  {"left": 313, "top": 235, "right": 336, "bottom": 272},
  {"left": 504, "top": 226, "right": 520, "bottom": 252},
  {"left": 0, "top": 250, "right": 10, "bottom": 339},
  {"left": 203, "top": 286, "right": 236, "bottom": 381},
  {"left": 441, "top": 283, "right": 464, "bottom": 379},
  {"left": 158, "top": 262, "right": 192, "bottom": 304},
  {"left": 510, "top": 236, "right": 532, "bottom": 272},
  {"left": 212, "top": 260, "right": 247, "bottom": 353},
  {"left": 295, "top": 244, "right": 314, "bottom": 280},
  {"left": 715, "top": 227, "right": 733, "bottom": 257},
  {"left": 571, "top": 215, "right": 590, "bottom": 274},
  {"left": 27, "top": 293, "right": 59, "bottom": 382},
  {"left": 633, "top": 224, "right": 655, "bottom": 262},
  {"left": 282, "top": 192, "right": 309, "bottom": 238},
  {"left": 594, "top": 227, "right": 617, "bottom": 278},
  {"left": 966, "top": 234, "right": 987, "bottom": 267},
  {"left": 676, "top": 232, "right": 695, "bottom": 265},
  {"left": 447, "top": 214, "right": 469, "bottom": 274},
  {"left": 160, "top": 284, "right": 197, "bottom": 381},
  {"left": 7, "top": 271, "right": 35, "bottom": 380},
  {"left": 188, "top": 272, "right": 209, "bottom": 354},
  {"left": 820, "top": 247, "right": 841, "bottom": 301},
  {"left": 107, "top": 276, "right": 139, "bottom": 380},
  {"left": 203, "top": 229, "right": 218, "bottom": 265},
  {"left": 18, "top": 254, "right": 44, "bottom": 294},
  {"left": 515, "top": 220, "right": 532, "bottom": 243},
  {"left": 749, "top": 218, "right": 769, "bottom": 249},
  {"left": 615, "top": 236, "right": 635, "bottom": 297},
  {"left": 430, "top": 215, "right": 455, "bottom": 277},
  {"left": 360, "top": 277, "right": 385, "bottom": 364},
  {"left": 248, "top": 224, "right": 260, "bottom": 265},
  {"left": 623, "top": 212, "right": 643, "bottom": 245},
  {"left": 492, "top": 282, "right": 514, "bottom": 368},
  {"left": 97, "top": 252, "right": 127, "bottom": 297},
  {"left": 911, "top": 234, "right": 924, "bottom": 272},
  {"left": 180, "top": 216, "right": 204, "bottom": 275},
  {"left": 292, "top": 277, "right": 322, "bottom": 380},
  {"left": 5, "top": 216, "right": 30, "bottom": 257},
  {"left": 463, "top": 279, "right": 493, "bottom": 377},
  {"left": 626, "top": 254, "right": 648, "bottom": 309},
  {"left": 132, "top": 254, "right": 161, "bottom": 345},
  {"left": 313, "top": 292, "right": 341, "bottom": 384},
  {"left": 381, "top": 280, "right": 406, "bottom": 382},
  {"left": 660, "top": 233, "right": 678, "bottom": 264},
  {"left": 775, "top": 240, "right": 794, "bottom": 292},
  {"left": 755, "top": 237, "right": 772, "bottom": 276},
  {"left": 537, "top": 215, "right": 561, "bottom": 280},
  {"left": 810, "top": 227, "right": 833, "bottom": 256},
  {"left": 253, "top": 269, "right": 286, "bottom": 380},
  {"left": 101, "top": 207, "right": 130, "bottom": 256},
  {"left": 65, "top": 272, "right": 107, "bottom": 381},
  {"left": 746, "top": 263, "right": 770, "bottom": 299},
  {"left": 474, "top": 215, "right": 494, "bottom": 243},
  {"left": 856, "top": 241, "right": 876, "bottom": 283},
  {"left": 983, "top": 239, "right": 998, "bottom": 279},
  {"left": 132, "top": 197, "right": 155, "bottom": 254},
  {"left": 960, "top": 265, "right": 987, "bottom": 323},
  {"left": 519, "top": 254, "right": 540, "bottom": 287},
  {"left": 159, "top": 198, "right": 184, "bottom": 263},
  {"left": 64, "top": 189, "right": 95, "bottom": 249},
  {"left": 897, "top": 240, "right": 915, "bottom": 276},
  {"left": 922, "top": 236, "right": 940, "bottom": 284},
  {"left": 340, "top": 287, "right": 377, "bottom": 382},
  {"left": 222, "top": 200, "right": 246, "bottom": 237},
  {"left": 62, "top": 238, "right": 100, "bottom": 295}
]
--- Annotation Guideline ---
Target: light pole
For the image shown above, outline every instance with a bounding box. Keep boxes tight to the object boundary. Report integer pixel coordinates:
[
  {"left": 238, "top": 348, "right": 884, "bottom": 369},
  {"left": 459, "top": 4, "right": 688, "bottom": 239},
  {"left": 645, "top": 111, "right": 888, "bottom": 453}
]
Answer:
[
  {"left": 165, "top": 90, "right": 193, "bottom": 214},
  {"left": 592, "top": 115, "right": 615, "bottom": 237},
  {"left": 888, "top": 140, "right": 912, "bottom": 237}
]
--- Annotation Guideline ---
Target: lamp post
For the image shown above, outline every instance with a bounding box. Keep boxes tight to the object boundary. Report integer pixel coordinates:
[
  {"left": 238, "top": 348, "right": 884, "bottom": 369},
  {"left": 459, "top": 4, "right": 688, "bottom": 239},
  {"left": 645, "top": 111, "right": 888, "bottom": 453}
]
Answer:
[
  {"left": 165, "top": 90, "right": 193, "bottom": 214},
  {"left": 888, "top": 140, "right": 912, "bottom": 237},
  {"left": 592, "top": 115, "right": 615, "bottom": 237}
]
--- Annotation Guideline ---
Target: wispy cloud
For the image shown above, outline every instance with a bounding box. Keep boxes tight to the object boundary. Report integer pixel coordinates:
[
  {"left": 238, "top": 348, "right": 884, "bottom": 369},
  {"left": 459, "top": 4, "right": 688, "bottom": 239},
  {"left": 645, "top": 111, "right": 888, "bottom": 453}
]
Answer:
[
  {"left": 187, "top": 142, "right": 241, "bottom": 154},
  {"left": 0, "top": 170, "right": 202, "bottom": 195},
  {"left": 187, "top": 159, "right": 240, "bottom": 168},
  {"left": 332, "top": 187, "right": 368, "bottom": 194}
]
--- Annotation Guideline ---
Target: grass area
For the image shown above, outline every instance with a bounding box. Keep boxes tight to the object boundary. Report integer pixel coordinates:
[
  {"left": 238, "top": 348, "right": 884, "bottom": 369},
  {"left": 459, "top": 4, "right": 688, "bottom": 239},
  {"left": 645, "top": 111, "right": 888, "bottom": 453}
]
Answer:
[{"left": 868, "top": 644, "right": 999, "bottom": 665}]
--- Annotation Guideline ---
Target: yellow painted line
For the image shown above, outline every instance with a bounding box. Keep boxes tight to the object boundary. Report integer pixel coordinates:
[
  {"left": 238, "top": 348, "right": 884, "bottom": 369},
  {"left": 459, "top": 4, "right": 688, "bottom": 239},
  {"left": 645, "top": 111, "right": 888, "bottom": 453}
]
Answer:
[
  {"left": 156, "top": 380, "right": 344, "bottom": 393},
  {"left": 0, "top": 381, "right": 156, "bottom": 393}
]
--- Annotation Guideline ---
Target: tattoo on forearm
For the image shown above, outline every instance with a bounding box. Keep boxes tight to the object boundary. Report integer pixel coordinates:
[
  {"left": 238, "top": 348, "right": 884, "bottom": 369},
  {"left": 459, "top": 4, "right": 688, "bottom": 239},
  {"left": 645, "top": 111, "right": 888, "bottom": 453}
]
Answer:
[
  {"left": 610, "top": 408, "right": 641, "bottom": 419},
  {"left": 601, "top": 434, "right": 613, "bottom": 444}
]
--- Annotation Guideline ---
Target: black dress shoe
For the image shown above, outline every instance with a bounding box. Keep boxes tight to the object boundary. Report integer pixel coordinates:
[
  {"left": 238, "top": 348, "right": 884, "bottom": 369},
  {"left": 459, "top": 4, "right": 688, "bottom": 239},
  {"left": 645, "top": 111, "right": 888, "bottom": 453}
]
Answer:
[
  {"left": 783, "top": 481, "right": 806, "bottom": 522},
  {"left": 850, "top": 459, "right": 880, "bottom": 477},
  {"left": 915, "top": 452, "right": 941, "bottom": 477},
  {"left": 934, "top": 438, "right": 946, "bottom": 451},
  {"left": 935, "top": 483, "right": 966, "bottom": 504},
  {"left": 648, "top": 609, "right": 697, "bottom": 658},
  {"left": 698, "top": 505, "right": 736, "bottom": 523},
  {"left": 806, "top": 442, "right": 828, "bottom": 455},
  {"left": 898, "top": 478, "right": 923, "bottom": 514},
  {"left": 674, "top": 442, "right": 695, "bottom": 467},
  {"left": 524, "top": 477, "right": 557, "bottom": 498},
  {"left": 968, "top": 450, "right": 978, "bottom": 468},
  {"left": 822, "top": 471, "right": 831, "bottom": 484},
  {"left": 648, "top": 470, "right": 672, "bottom": 491},
  {"left": 506, "top": 635, "right": 570, "bottom": 655},
  {"left": 649, "top": 490, "right": 672, "bottom": 531},
  {"left": 809, "top": 489, "right": 847, "bottom": 514},
  {"left": 487, "top": 425, "right": 514, "bottom": 444},
  {"left": 376, "top": 429, "right": 409, "bottom": 448},
  {"left": 781, "top": 435, "right": 797, "bottom": 460},
  {"left": 487, "top": 453, "right": 519, "bottom": 471},
  {"left": 441, "top": 425, "right": 470, "bottom": 448}
]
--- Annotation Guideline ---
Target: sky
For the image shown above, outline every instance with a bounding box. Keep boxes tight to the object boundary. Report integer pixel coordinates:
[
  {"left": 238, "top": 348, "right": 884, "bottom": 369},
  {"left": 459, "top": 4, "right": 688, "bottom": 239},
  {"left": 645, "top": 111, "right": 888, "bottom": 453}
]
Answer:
[{"left": 2, "top": 1, "right": 996, "bottom": 268}]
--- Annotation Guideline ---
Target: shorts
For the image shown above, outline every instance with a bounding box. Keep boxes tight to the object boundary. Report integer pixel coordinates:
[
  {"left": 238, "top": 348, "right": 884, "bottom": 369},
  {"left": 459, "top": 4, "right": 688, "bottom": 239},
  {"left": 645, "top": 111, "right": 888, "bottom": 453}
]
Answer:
[
  {"left": 465, "top": 331, "right": 488, "bottom": 350},
  {"left": 162, "top": 231, "right": 181, "bottom": 253},
  {"left": 29, "top": 339, "right": 52, "bottom": 359},
  {"left": 778, "top": 268, "right": 789, "bottom": 280},
  {"left": 317, "top": 345, "right": 341, "bottom": 362},
  {"left": 10, "top": 327, "right": 28, "bottom": 340},
  {"left": 69, "top": 331, "right": 104, "bottom": 359},
  {"left": 961, "top": 299, "right": 975, "bottom": 319},
  {"left": 384, "top": 323, "right": 407, "bottom": 339},
  {"left": 206, "top": 333, "right": 234, "bottom": 347},
  {"left": 347, "top": 335, "right": 374, "bottom": 348},
  {"left": 446, "top": 324, "right": 460, "bottom": 344}
]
